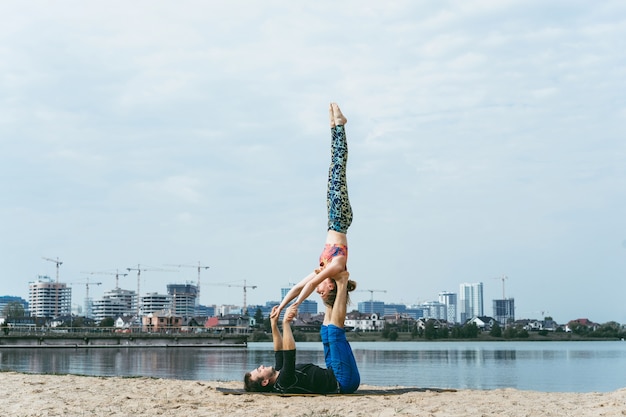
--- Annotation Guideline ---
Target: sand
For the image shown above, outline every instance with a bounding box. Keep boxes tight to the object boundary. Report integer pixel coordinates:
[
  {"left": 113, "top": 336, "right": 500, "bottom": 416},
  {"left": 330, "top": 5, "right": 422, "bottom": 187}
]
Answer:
[{"left": 2, "top": 371, "right": 625, "bottom": 417}]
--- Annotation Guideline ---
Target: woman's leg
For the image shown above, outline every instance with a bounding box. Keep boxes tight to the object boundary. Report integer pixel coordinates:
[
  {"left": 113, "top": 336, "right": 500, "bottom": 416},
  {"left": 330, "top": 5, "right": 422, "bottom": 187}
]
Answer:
[{"left": 327, "top": 103, "right": 353, "bottom": 234}]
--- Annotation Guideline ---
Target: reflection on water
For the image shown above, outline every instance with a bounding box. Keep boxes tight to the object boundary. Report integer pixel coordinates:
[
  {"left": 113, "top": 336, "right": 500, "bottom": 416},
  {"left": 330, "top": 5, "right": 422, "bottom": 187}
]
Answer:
[{"left": 1, "top": 341, "right": 625, "bottom": 392}]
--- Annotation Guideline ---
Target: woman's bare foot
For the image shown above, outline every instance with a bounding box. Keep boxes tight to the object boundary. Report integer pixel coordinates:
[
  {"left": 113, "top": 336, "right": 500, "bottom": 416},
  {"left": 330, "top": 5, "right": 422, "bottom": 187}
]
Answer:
[{"left": 330, "top": 102, "right": 347, "bottom": 127}]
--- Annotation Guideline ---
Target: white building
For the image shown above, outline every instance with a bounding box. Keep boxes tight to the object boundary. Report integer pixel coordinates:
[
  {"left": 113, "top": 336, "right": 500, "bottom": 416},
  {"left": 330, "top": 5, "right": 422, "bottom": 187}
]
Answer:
[
  {"left": 141, "top": 293, "right": 170, "bottom": 315},
  {"left": 459, "top": 282, "right": 484, "bottom": 323},
  {"left": 438, "top": 291, "right": 457, "bottom": 323},
  {"left": 345, "top": 312, "right": 385, "bottom": 332},
  {"left": 28, "top": 276, "right": 72, "bottom": 318},
  {"left": 93, "top": 288, "right": 136, "bottom": 323},
  {"left": 421, "top": 301, "right": 447, "bottom": 320}
]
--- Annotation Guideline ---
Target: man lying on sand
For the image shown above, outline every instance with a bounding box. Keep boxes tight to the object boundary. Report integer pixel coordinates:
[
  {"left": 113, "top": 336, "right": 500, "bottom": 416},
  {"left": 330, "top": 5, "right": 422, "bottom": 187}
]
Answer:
[{"left": 244, "top": 272, "right": 360, "bottom": 394}]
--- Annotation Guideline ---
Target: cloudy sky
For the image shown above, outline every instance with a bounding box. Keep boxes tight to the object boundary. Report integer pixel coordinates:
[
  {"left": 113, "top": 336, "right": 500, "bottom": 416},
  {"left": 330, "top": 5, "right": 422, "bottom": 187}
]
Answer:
[{"left": 1, "top": 1, "right": 625, "bottom": 324}]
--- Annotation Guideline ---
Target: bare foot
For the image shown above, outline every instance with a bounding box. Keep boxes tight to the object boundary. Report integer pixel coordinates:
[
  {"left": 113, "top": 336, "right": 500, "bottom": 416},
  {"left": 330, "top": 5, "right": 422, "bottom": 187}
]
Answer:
[{"left": 330, "top": 102, "right": 347, "bottom": 127}]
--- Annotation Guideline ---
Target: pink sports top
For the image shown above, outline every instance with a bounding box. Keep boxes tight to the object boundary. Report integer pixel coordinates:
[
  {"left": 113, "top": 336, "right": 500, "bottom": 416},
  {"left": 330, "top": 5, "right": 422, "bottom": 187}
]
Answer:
[{"left": 319, "top": 244, "right": 348, "bottom": 269}]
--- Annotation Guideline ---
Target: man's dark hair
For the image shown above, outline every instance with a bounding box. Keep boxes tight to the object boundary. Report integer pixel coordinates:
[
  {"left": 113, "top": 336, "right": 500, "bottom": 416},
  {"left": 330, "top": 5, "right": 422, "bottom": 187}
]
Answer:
[{"left": 244, "top": 372, "right": 273, "bottom": 392}]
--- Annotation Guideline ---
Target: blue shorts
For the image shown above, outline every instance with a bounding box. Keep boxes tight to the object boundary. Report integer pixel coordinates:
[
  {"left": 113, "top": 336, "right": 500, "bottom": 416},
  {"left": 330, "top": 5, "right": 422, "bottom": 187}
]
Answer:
[{"left": 321, "top": 324, "right": 360, "bottom": 393}]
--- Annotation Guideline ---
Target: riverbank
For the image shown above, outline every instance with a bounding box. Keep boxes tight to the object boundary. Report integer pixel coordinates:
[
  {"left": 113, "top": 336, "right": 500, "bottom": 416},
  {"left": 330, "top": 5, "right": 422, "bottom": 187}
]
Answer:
[
  {"left": 3, "top": 371, "right": 625, "bottom": 417},
  {"left": 251, "top": 329, "right": 620, "bottom": 343},
  {"left": 0, "top": 332, "right": 248, "bottom": 348}
]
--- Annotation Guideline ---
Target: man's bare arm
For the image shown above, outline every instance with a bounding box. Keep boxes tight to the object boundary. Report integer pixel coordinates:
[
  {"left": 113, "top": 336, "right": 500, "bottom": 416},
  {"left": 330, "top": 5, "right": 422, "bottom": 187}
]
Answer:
[{"left": 281, "top": 304, "right": 298, "bottom": 351}]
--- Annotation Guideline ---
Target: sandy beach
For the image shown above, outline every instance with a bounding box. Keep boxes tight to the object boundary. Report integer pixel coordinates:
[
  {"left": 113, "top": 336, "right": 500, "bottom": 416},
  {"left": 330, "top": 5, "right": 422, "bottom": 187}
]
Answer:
[{"left": 2, "top": 372, "right": 625, "bottom": 417}]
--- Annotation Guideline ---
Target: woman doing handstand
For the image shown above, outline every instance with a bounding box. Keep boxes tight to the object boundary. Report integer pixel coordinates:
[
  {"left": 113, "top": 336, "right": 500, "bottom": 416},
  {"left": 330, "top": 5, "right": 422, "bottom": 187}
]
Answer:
[{"left": 272, "top": 102, "right": 357, "bottom": 319}]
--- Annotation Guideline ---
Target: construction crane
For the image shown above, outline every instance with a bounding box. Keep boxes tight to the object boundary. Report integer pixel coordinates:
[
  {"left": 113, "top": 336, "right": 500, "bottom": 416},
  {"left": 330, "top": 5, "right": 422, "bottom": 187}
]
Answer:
[
  {"left": 356, "top": 289, "right": 386, "bottom": 314},
  {"left": 494, "top": 275, "right": 508, "bottom": 299},
  {"left": 42, "top": 256, "right": 63, "bottom": 283},
  {"left": 209, "top": 280, "right": 257, "bottom": 315},
  {"left": 358, "top": 289, "right": 387, "bottom": 304},
  {"left": 42, "top": 256, "right": 63, "bottom": 316},
  {"left": 126, "top": 264, "right": 178, "bottom": 315},
  {"left": 164, "top": 262, "right": 209, "bottom": 302},
  {"left": 81, "top": 270, "right": 129, "bottom": 289},
  {"left": 69, "top": 278, "right": 102, "bottom": 318}
]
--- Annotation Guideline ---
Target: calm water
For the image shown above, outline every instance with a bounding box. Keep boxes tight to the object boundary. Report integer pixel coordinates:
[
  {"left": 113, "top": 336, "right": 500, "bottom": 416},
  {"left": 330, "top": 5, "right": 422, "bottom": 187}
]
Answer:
[{"left": 1, "top": 341, "right": 625, "bottom": 392}]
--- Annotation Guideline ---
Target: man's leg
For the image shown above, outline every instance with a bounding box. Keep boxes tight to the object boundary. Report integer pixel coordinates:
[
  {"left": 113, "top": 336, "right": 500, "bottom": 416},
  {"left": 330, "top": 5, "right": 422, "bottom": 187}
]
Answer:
[
  {"left": 327, "top": 272, "right": 360, "bottom": 393},
  {"left": 321, "top": 304, "right": 333, "bottom": 369}
]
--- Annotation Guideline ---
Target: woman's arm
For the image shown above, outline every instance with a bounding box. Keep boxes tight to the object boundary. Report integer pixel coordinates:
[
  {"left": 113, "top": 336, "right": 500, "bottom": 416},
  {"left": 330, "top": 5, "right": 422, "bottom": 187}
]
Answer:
[
  {"left": 292, "top": 256, "right": 346, "bottom": 308},
  {"left": 271, "top": 271, "right": 316, "bottom": 318}
]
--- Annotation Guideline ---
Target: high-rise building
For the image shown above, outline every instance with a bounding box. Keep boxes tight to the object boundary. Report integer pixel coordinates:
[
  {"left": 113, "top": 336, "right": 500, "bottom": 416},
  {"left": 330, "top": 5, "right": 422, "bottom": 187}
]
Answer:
[
  {"left": 278, "top": 287, "right": 318, "bottom": 317},
  {"left": 167, "top": 283, "right": 198, "bottom": 317},
  {"left": 358, "top": 300, "right": 385, "bottom": 315},
  {"left": 493, "top": 298, "right": 515, "bottom": 326},
  {"left": 141, "top": 293, "right": 171, "bottom": 315},
  {"left": 383, "top": 304, "right": 406, "bottom": 316},
  {"left": 298, "top": 299, "right": 318, "bottom": 315},
  {"left": 421, "top": 301, "right": 447, "bottom": 320},
  {"left": 459, "top": 282, "right": 483, "bottom": 323},
  {"left": 438, "top": 291, "right": 457, "bottom": 323},
  {"left": 28, "top": 276, "right": 72, "bottom": 318},
  {"left": 93, "top": 288, "right": 136, "bottom": 323}
]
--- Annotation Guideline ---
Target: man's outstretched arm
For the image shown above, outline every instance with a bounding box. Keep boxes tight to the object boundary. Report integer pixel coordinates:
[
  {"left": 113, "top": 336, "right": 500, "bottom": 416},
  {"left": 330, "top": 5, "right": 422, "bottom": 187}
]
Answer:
[
  {"left": 281, "top": 304, "right": 298, "bottom": 351},
  {"left": 270, "top": 305, "right": 283, "bottom": 351}
]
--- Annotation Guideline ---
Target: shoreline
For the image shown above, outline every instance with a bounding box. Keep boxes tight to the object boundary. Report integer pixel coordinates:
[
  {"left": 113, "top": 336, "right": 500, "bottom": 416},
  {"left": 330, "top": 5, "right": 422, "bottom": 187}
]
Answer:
[{"left": 3, "top": 371, "right": 625, "bottom": 417}]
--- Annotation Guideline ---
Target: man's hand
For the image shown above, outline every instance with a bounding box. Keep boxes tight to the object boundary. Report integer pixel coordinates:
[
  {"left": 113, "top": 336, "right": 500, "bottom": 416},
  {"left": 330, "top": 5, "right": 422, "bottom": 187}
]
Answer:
[
  {"left": 270, "top": 306, "right": 280, "bottom": 326},
  {"left": 270, "top": 304, "right": 283, "bottom": 320}
]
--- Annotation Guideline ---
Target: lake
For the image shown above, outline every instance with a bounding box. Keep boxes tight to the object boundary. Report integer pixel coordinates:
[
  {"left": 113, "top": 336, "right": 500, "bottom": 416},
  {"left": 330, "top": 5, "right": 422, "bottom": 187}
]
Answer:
[{"left": 1, "top": 341, "right": 625, "bottom": 392}]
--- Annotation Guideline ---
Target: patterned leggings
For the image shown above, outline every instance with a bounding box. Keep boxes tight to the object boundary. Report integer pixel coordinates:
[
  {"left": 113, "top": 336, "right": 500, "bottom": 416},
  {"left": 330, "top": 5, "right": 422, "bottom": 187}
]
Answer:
[{"left": 327, "top": 125, "right": 353, "bottom": 234}]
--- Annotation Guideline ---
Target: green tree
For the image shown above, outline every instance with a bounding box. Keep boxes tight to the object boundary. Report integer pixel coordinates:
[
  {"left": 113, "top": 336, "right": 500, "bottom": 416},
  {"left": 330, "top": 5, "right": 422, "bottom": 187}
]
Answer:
[
  {"left": 388, "top": 330, "right": 398, "bottom": 341},
  {"left": 567, "top": 321, "right": 589, "bottom": 336},
  {"left": 382, "top": 323, "right": 391, "bottom": 339},
  {"left": 591, "top": 321, "right": 622, "bottom": 338},
  {"left": 71, "top": 316, "right": 85, "bottom": 328},
  {"left": 253, "top": 308, "right": 264, "bottom": 328},
  {"left": 99, "top": 317, "right": 114, "bottom": 327},
  {"left": 489, "top": 322, "right": 502, "bottom": 337},
  {"left": 2, "top": 301, "right": 25, "bottom": 319},
  {"left": 439, "top": 325, "right": 449, "bottom": 339},
  {"left": 450, "top": 325, "right": 463, "bottom": 339},
  {"left": 503, "top": 326, "right": 518, "bottom": 339},
  {"left": 424, "top": 321, "right": 438, "bottom": 340},
  {"left": 462, "top": 322, "right": 479, "bottom": 338}
]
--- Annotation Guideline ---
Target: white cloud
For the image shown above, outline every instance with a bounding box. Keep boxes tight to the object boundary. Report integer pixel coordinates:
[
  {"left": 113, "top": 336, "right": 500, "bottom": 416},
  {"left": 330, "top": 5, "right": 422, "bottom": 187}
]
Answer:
[{"left": 0, "top": 1, "right": 625, "bottom": 323}]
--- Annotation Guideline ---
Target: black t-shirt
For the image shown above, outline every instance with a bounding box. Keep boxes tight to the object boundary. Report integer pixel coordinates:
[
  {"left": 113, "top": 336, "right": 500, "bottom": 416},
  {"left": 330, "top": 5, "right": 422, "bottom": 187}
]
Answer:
[{"left": 272, "top": 350, "right": 339, "bottom": 394}]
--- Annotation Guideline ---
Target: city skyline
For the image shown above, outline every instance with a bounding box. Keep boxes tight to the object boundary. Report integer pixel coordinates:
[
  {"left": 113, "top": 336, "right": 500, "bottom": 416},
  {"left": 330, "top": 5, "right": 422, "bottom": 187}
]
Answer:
[
  {"left": 2, "top": 2, "right": 625, "bottom": 326},
  {"left": 4, "top": 276, "right": 607, "bottom": 325}
]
